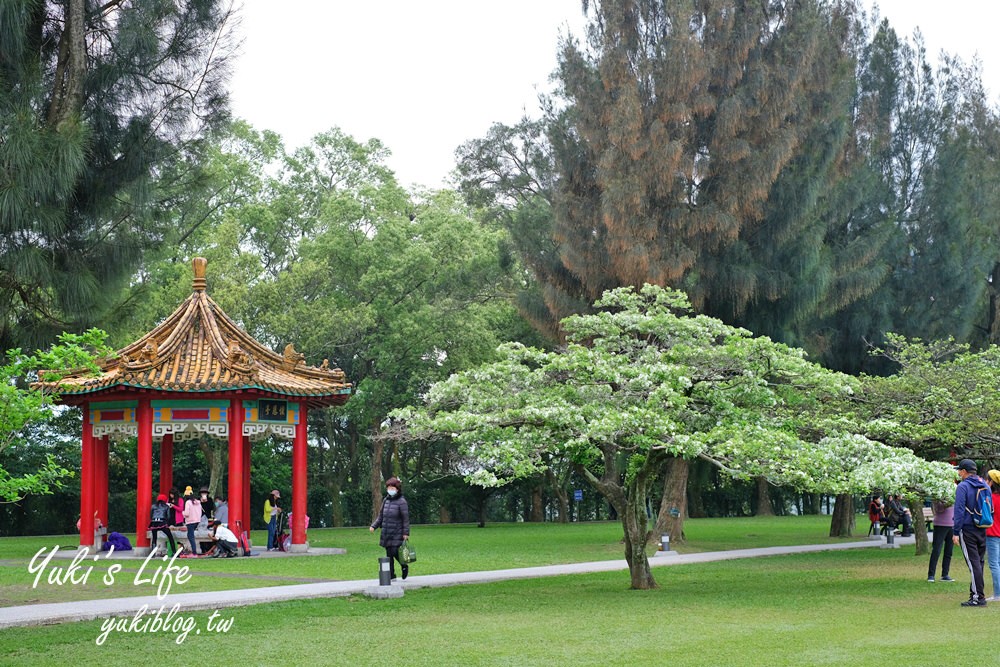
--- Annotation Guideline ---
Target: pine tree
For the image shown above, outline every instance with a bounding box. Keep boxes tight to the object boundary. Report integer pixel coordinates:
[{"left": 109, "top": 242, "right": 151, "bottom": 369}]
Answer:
[
  {"left": 0, "top": 0, "right": 235, "bottom": 351},
  {"left": 550, "top": 0, "right": 864, "bottom": 320},
  {"left": 817, "top": 24, "right": 1000, "bottom": 373},
  {"left": 458, "top": 1, "right": 871, "bottom": 340}
]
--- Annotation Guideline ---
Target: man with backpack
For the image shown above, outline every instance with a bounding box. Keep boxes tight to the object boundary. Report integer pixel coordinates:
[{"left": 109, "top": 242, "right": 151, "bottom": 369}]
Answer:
[{"left": 953, "top": 459, "right": 993, "bottom": 607}]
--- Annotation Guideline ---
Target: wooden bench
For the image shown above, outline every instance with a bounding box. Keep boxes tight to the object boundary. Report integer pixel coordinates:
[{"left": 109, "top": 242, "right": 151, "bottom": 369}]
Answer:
[
  {"left": 868, "top": 506, "right": 934, "bottom": 538},
  {"left": 921, "top": 506, "right": 934, "bottom": 532}
]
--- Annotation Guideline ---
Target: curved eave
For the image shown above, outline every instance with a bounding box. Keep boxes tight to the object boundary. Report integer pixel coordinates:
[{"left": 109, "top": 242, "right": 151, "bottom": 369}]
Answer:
[{"left": 43, "top": 381, "right": 352, "bottom": 407}]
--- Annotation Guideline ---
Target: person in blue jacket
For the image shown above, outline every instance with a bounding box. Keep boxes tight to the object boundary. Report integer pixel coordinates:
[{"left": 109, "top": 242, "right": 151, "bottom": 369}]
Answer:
[{"left": 953, "top": 459, "right": 990, "bottom": 607}]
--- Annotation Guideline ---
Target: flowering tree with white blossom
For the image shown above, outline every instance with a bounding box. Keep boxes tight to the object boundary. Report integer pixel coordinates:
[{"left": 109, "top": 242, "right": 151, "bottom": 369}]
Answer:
[{"left": 394, "top": 285, "right": 956, "bottom": 589}]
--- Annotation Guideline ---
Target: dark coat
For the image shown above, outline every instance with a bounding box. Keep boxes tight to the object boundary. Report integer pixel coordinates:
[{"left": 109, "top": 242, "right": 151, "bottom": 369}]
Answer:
[
  {"left": 371, "top": 495, "right": 410, "bottom": 548},
  {"left": 150, "top": 501, "right": 171, "bottom": 527}
]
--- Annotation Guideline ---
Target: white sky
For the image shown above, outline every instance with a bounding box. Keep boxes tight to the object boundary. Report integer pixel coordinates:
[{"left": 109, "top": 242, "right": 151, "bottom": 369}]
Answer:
[{"left": 229, "top": 1, "right": 1000, "bottom": 190}]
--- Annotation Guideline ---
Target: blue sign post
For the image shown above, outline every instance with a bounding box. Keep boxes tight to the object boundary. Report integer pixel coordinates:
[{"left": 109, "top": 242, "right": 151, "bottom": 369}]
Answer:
[{"left": 573, "top": 489, "right": 583, "bottom": 502}]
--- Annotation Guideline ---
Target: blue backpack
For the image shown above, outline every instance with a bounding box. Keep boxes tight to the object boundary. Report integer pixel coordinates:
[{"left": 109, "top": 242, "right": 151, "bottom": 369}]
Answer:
[{"left": 970, "top": 487, "right": 994, "bottom": 528}]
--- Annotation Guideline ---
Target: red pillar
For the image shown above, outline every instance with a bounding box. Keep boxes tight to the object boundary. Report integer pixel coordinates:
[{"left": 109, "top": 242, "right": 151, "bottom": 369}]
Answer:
[
  {"left": 227, "top": 398, "right": 244, "bottom": 533},
  {"left": 159, "top": 434, "right": 174, "bottom": 496},
  {"left": 79, "top": 403, "right": 95, "bottom": 551},
  {"left": 135, "top": 398, "right": 153, "bottom": 551},
  {"left": 242, "top": 435, "right": 251, "bottom": 536},
  {"left": 95, "top": 437, "right": 109, "bottom": 538},
  {"left": 292, "top": 403, "right": 308, "bottom": 549}
]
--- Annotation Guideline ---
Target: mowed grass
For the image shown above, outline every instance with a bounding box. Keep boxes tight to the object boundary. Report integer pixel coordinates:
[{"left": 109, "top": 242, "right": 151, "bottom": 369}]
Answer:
[
  {"left": 0, "top": 515, "right": 859, "bottom": 605},
  {"left": 0, "top": 545, "right": 977, "bottom": 667}
]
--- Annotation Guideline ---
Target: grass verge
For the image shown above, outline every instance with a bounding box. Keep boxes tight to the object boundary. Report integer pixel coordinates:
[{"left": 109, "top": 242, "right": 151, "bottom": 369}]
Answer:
[
  {"left": 0, "top": 546, "right": 971, "bottom": 667},
  {"left": 0, "top": 515, "right": 876, "bottom": 606}
]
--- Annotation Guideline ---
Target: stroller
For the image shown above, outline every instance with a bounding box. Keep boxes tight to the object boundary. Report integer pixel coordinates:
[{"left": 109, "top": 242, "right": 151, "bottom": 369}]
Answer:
[{"left": 274, "top": 511, "right": 289, "bottom": 552}]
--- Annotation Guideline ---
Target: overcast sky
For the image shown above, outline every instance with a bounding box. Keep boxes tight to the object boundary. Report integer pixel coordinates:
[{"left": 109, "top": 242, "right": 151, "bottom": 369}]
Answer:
[{"left": 229, "top": 1, "right": 1000, "bottom": 190}]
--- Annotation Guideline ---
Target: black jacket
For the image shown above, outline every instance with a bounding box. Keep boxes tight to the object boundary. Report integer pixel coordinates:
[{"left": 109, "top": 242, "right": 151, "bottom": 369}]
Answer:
[
  {"left": 371, "top": 495, "right": 410, "bottom": 548},
  {"left": 150, "top": 501, "right": 171, "bottom": 526}
]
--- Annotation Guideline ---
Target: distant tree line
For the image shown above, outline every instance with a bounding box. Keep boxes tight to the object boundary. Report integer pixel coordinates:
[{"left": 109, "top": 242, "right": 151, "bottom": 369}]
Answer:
[{"left": 4, "top": 1, "right": 1000, "bottom": 539}]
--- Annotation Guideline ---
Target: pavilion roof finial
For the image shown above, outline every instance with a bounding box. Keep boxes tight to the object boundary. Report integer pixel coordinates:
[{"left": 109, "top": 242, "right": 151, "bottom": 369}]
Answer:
[{"left": 192, "top": 257, "right": 207, "bottom": 292}]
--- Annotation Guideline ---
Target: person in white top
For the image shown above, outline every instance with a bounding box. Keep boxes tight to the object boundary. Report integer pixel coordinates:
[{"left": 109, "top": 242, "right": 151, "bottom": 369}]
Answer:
[{"left": 211, "top": 520, "right": 239, "bottom": 557}]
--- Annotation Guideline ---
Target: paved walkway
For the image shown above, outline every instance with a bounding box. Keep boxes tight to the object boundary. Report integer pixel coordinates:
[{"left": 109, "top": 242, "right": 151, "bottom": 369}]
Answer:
[{"left": 0, "top": 535, "right": 913, "bottom": 629}]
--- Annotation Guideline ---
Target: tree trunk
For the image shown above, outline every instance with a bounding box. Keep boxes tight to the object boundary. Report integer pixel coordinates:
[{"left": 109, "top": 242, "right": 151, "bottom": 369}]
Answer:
[
  {"left": 988, "top": 262, "right": 1000, "bottom": 345},
  {"left": 48, "top": 0, "right": 86, "bottom": 128},
  {"left": 623, "top": 489, "right": 656, "bottom": 589},
  {"left": 530, "top": 485, "right": 544, "bottom": 522},
  {"left": 829, "top": 493, "right": 855, "bottom": 537},
  {"left": 370, "top": 434, "right": 384, "bottom": 522},
  {"left": 476, "top": 488, "right": 489, "bottom": 527},
  {"left": 198, "top": 440, "right": 224, "bottom": 498},
  {"left": 653, "top": 456, "right": 688, "bottom": 544},
  {"left": 755, "top": 476, "right": 775, "bottom": 516},
  {"left": 686, "top": 460, "right": 706, "bottom": 518},
  {"left": 908, "top": 497, "right": 929, "bottom": 555},
  {"left": 546, "top": 469, "right": 570, "bottom": 523},
  {"left": 575, "top": 449, "right": 661, "bottom": 589},
  {"left": 321, "top": 414, "right": 346, "bottom": 528},
  {"left": 439, "top": 504, "right": 451, "bottom": 524},
  {"left": 330, "top": 478, "right": 344, "bottom": 527},
  {"left": 348, "top": 423, "right": 360, "bottom": 492},
  {"left": 805, "top": 492, "right": 822, "bottom": 515}
]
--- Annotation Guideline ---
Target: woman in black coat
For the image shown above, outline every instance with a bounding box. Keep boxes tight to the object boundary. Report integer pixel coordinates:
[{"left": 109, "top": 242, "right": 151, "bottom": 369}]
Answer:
[{"left": 370, "top": 476, "right": 410, "bottom": 579}]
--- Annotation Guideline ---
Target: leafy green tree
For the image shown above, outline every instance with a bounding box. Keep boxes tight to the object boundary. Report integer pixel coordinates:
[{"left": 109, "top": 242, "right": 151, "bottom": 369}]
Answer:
[
  {"left": 458, "top": 0, "right": 882, "bottom": 531},
  {"left": 0, "top": 0, "right": 235, "bottom": 351},
  {"left": 393, "top": 285, "right": 954, "bottom": 589},
  {"left": 0, "top": 329, "right": 109, "bottom": 502},
  {"left": 845, "top": 334, "right": 1000, "bottom": 552},
  {"left": 456, "top": 117, "right": 589, "bottom": 341},
  {"left": 115, "top": 125, "right": 527, "bottom": 523},
  {"left": 852, "top": 335, "right": 1000, "bottom": 464}
]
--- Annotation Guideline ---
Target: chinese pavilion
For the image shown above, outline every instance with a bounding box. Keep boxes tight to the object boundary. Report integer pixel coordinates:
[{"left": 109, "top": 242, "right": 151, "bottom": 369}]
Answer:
[{"left": 35, "top": 258, "right": 351, "bottom": 554}]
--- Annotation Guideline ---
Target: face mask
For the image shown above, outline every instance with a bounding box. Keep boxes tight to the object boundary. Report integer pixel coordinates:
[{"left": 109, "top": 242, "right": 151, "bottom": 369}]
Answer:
[{"left": 387, "top": 489, "right": 398, "bottom": 497}]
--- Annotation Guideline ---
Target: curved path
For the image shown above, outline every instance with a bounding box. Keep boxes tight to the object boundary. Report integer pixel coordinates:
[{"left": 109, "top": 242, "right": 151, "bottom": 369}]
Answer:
[{"left": 0, "top": 535, "right": 911, "bottom": 629}]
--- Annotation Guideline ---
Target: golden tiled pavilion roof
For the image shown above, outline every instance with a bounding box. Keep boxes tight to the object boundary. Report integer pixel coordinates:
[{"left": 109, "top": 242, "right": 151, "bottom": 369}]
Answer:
[{"left": 36, "top": 258, "right": 351, "bottom": 406}]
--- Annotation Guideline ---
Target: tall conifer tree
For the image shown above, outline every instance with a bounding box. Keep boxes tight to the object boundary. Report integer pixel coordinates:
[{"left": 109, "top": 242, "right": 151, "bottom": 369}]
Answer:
[
  {"left": 0, "top": 0, "right": 235, "bottom": 350},
  {"left": 548, "top": 0, "right": 864, "bottom": 322},
  {"left": 817, "top": 24, "right": 1000, "bottom": 373}
]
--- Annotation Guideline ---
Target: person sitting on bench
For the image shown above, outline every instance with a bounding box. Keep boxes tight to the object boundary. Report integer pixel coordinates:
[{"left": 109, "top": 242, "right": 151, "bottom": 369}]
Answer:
[
  {"left": 885, "top": 494, "right": 913, "bottom": 537},
  {"left": 210, "top": 520, "right": 239, "bottom": 558}
]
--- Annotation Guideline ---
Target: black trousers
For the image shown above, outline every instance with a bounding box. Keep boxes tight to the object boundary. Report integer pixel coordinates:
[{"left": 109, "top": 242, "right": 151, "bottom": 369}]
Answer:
[
  {"left": 928, "top": 524, "right": 954, "bottom": 578},
  {"left": 385, "top": 546, "right": 406, "bottom": 577},
  {"left": 958, "top": 527, "right": 987, "bottom": 600},
  {"left": 150, "top": 525, "right": 177, "bottom": 554},
  {"left": 216, "top": 540, "right": 238, "bottom": 557}
]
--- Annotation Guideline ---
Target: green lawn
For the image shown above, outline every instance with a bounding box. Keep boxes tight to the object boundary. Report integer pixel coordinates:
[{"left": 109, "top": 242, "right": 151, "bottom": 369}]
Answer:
[
  {"left": 0, "top": 515, "right": 857, "bottom": 606},
  {"left": 1, "top": 515, "right": 964, "bottom": 666},
  {"left": 0, "top": 547, "right": 975, "bottom": 666}
]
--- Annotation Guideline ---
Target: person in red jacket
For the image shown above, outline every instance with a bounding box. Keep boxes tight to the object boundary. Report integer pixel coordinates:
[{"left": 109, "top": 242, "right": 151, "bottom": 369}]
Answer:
[
  {"left": 986, "top": 470, "right": 1000, "bottom": 600},
  {"left": 868, "top": 493, "right": 885, "bottom": 535}
]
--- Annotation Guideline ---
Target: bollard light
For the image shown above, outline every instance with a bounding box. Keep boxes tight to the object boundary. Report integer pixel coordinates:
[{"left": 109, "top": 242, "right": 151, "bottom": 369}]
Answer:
[
  {"left": 378, "top": 556, "right": 392, "bottom": 586},
  {"left": 661, "top": 534, "right": 670, "bottom": 551},
  {"left": 886, "top": 531, "right": 895, "bottom": 546}
]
